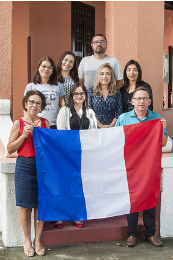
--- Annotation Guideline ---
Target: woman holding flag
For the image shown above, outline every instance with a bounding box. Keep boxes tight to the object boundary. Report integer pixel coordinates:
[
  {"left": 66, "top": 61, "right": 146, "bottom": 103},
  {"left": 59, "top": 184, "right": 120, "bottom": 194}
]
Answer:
[
  {"left": 88, "top": 63, "right": 123, "bottom": 128},
  {"left": 7, "top": 90, "right": 49, "bottom": 257},
  {"left": 55, "top": 82, "right": 97, "bottom": 228}
]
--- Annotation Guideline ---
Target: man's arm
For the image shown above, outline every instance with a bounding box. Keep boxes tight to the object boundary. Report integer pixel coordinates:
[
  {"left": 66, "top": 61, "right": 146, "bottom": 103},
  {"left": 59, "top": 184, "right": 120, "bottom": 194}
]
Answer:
[
  {"left": 80, "top": 78, "right": 84, "bottom": 84},
  {"left": 162, "top": 133, "right": 167, "bottom": 147},
  {"left": 78, "top": 58, "right": 84, "bottom": 85},
  {"left": 116, "top": 79, "right": 123, "bottom": 90},
  {"left": 161, "top": 118, "right": 168, "bottom": 147}
]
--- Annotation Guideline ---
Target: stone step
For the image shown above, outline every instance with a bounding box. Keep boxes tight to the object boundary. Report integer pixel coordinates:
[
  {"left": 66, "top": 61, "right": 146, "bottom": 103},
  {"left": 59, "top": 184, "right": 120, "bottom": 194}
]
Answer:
[{"left": 41, "top": 215, "right": 160, "bottom": 245}]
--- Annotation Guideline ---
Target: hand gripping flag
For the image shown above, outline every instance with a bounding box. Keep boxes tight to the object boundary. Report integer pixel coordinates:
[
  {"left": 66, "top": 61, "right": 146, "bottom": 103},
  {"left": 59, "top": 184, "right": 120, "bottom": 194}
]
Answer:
[{"left": 33, "top": 119, "right": 163, "bottom": 221}]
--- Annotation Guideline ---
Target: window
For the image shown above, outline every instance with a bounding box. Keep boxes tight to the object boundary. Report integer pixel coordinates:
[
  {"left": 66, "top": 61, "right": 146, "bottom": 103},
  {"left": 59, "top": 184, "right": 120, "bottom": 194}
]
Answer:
[{"left": 71, "top": 1, "right": 95, "bottom": 65}]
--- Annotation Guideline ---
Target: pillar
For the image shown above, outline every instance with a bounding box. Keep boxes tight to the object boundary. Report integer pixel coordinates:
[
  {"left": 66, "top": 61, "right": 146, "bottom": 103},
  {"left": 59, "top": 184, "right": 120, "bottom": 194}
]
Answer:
[{"left": 105, "top": 1, "right": 164, "bottom": 115}]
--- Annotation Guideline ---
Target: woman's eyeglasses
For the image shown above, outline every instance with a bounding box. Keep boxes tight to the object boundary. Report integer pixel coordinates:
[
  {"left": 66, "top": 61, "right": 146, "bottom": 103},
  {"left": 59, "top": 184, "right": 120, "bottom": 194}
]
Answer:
[
  {"left": 133, "top": 97, "right": 150, "bottom": 101},
  {"left": 28, "top": 100, "right": 42, "bottom": 107},
  {"left": 73, "top": 92, "right": 85, "bottom": 97},
  {"left": 40, "top": 65, "right": 53, "bottom": 70}
]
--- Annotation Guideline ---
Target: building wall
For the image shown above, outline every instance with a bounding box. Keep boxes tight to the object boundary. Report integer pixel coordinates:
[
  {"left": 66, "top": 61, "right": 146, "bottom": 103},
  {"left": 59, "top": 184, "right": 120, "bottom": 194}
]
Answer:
[
  {"left": 12, "top": 1, "right": 105, "bottom": 121},
  {"left": 2, "top": 1, "right": 173, "bottom": 137},
  {"left": 12, "top": 2, "right": 29, "bottom": 121},
  {"left": 0, "top": 2, "right": 13, "bottom": 101},
  {"left": 162, "top": 9, "right": 173, "bottom": 137},
  {"left": 163, "top": 9, "right": 173, "bottom": 108},
  {"left": 105, "top": 1, "right": 173, "bottom": 138},
  {"left": 106, "top": 1, "right": 164, "bottom": 113}
]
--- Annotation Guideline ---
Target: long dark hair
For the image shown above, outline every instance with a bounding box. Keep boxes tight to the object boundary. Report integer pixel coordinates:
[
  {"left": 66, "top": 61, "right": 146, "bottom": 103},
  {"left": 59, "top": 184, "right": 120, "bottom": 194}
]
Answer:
[
  {"left": 123, "top": 60, "right": 142, "bottom": 90},
  {"left": 67, "top": 83, "right": 89, "bottom": 110},
  {"left": 57, "top": 51, "right": 79, "bottom": 83},
  {"left": 33, "top": 56, "right": 57, "bottom": 85}
]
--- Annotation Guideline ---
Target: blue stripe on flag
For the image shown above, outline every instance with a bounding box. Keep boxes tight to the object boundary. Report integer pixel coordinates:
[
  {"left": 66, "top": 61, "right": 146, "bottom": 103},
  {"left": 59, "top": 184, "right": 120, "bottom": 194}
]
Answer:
[{"left": 33, "top": 127, "right": 87, "bottom": 221}]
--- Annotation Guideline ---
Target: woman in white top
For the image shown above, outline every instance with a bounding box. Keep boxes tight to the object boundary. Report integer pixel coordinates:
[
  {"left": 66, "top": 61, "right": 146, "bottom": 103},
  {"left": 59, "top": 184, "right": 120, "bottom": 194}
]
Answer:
[
  {"left": 57, "top": 51, "right": 79, "bottom": 105},
  {"left": 24, "top": 56, "right": 65, "bottom": 129},
  {"left": 55, "top": 82, "right": 97, "bottom": 229}
]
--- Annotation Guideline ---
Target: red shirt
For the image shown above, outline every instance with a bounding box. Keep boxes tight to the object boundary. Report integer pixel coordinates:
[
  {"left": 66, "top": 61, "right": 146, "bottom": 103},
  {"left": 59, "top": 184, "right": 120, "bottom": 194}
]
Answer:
[{"left": 17, "top": 118, "right": 47, "bottom": 157}]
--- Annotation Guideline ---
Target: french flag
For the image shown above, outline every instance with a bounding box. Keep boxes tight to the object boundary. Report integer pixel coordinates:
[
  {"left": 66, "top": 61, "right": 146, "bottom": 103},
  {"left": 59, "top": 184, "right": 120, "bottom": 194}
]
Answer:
[{"left": 33, "top": 119, "right": 163, "bottom": 221}]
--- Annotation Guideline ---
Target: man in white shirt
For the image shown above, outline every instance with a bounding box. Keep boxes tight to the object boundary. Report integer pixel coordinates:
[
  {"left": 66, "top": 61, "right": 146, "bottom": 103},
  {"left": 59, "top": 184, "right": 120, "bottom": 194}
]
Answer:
[{"left": 78, "top": 34, "right": 123, "bottom": 89}]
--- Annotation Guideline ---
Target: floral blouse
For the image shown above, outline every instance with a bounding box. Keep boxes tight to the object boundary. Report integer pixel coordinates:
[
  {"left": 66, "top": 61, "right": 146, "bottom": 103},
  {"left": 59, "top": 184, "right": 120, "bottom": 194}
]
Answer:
[{"left": 88, "top": 87, "right": 123, "bottom": 125}]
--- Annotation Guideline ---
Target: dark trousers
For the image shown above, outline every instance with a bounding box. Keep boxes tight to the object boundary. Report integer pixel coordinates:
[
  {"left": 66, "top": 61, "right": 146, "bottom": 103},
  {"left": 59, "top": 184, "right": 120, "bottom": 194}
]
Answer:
[{"left": 127, "top": 207, "right": 156, "bottom": 238}]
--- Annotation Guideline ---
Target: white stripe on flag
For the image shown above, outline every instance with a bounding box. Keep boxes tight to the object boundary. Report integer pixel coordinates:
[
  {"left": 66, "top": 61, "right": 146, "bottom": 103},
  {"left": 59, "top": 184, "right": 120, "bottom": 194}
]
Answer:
[{"left": 80, "top": 127, "right": 131, "bottom": 219}]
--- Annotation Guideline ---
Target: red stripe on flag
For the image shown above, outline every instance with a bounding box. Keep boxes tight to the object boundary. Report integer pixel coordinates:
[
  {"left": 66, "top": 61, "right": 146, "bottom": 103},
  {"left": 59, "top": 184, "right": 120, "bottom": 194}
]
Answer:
[{"left": 123, "top": 119, "right": 163, "bottom": 213}]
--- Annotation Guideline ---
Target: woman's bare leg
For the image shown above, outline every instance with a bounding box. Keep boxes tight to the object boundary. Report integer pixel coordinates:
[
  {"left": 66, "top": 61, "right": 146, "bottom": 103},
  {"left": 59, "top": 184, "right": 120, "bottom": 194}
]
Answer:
[
  {"left": 34, "top": 208, "right": 45, "bottom": 256},
  {"left": 20, "top": 207, "right": 34, "bottom": 256}
]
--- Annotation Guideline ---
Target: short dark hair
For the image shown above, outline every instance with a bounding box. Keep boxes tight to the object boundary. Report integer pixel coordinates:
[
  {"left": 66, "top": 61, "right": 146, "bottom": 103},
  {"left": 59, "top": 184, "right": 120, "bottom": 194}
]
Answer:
[
  {"left": 56, "top": 51, "right": 79, "bottom": 83},
  {"left": 23, "top": 90, "right": 47, "bottom": 112},
  {"left": 132, "top": 86, "right": 151, "bottom": 99},
  {"left": 33, "top": 56, "right": 57, "bottom": 85},
  {"left": 91, "top": 34, "right": 107, "bottom": 43},
  {"left": 67, "top": 82, "right": 89, "bottom": 110},
  {"left": 123, "top": 60, "right": 142, "bottom": 90}
]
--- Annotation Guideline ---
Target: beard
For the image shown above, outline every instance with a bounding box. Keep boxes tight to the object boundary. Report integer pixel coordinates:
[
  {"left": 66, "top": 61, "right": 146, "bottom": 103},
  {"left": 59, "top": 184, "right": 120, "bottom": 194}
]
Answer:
[{"left": 94, "top": 46, "right": 106, "bottom": 54}]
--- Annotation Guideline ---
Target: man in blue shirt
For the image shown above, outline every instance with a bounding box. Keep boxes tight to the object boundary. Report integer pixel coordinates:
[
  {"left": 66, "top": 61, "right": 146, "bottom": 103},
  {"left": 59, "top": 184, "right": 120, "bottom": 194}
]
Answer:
[{"left": 116, "top": 86, "right": 168, "bottom": 247}]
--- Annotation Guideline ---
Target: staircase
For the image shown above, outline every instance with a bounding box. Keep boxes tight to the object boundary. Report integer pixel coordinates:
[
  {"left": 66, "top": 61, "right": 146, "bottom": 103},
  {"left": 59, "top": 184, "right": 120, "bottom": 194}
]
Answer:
[{"left": 41, "top": 204, "right": 160, "bottom": 245}]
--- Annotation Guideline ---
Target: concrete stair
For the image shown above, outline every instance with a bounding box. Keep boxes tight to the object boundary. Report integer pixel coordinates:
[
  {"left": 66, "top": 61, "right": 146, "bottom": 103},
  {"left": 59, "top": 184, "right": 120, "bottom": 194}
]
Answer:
[{"left": 41, "top": 213, "right": 160, "bottom": 245}]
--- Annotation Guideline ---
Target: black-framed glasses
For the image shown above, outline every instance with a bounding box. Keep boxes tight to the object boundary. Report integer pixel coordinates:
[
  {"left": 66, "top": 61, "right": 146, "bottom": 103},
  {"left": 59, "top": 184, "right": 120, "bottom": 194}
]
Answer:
[
  {"left": 92, "top": 40, "right": 106, "bottom": 45},
  {"left": 133, "top": 97, "right": 150, "bottom": 101},
  {"left": 73, "top": 92, "right": 85, "bottom": 97},
  {"left": 40, "top": 65, "right": 53, "bottom": 70},
  {"left": 28, "top": 100, "right": 42, "bottom": 107}
]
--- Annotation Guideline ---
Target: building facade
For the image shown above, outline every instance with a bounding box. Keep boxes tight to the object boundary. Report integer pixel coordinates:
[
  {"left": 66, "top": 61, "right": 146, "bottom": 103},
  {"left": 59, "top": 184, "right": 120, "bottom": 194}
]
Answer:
[{"left": 0, "top": 1, "right": 173, "bottom": 137}]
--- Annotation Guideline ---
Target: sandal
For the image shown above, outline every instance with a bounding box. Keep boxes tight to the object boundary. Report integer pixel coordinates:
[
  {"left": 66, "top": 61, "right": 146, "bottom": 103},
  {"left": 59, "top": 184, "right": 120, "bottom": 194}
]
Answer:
[
  {"left": 35, "top": 247, "right": 45, "bottom": 256},
  {"left": 24, "top": 248, "right": 35, "bottom": 257}
]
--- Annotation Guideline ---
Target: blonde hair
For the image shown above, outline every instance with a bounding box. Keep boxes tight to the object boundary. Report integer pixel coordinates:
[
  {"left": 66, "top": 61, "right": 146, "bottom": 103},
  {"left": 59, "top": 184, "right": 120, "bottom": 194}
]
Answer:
[{"left": 93, "top": 63, "right": 118, "bottom": 96}]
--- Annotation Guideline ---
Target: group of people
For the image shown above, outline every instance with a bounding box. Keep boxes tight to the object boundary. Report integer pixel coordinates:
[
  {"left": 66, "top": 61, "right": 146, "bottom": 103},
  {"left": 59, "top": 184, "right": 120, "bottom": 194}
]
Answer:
[{"left": 7, "top": 33, "right": 168, "bottom": 257}]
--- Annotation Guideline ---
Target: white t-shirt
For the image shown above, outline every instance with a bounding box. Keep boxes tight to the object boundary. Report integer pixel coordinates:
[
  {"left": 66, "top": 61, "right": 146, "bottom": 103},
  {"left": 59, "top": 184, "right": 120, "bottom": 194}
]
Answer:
[
  {"left": 78, "top": 55, "right": 123, "bottom": 89},
  {"left": 24, "top": 82, "right": 65, "bottom": 126}
]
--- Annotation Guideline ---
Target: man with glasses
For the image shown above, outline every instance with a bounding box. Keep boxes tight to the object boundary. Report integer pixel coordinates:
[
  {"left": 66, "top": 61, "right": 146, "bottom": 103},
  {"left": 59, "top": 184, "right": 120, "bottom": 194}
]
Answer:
[
  {"left": 115, "top": 86, "right": 168, "bottom": 247},
  {"left": 78, "top": 34, "right": 123, "bottom": 89}
]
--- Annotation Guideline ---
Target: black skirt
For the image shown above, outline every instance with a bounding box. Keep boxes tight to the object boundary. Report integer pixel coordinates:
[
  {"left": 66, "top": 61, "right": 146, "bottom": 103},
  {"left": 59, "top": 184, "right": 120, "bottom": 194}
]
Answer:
[{"left": 15, "top": 156, "right": 38, "bottom": 208}]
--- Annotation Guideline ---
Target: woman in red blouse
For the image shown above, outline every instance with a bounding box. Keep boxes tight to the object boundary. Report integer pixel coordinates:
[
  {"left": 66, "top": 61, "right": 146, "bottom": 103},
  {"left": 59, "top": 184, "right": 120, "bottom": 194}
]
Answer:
[{"left": 7, "top": 90, "right": 49, "bottom": 257}]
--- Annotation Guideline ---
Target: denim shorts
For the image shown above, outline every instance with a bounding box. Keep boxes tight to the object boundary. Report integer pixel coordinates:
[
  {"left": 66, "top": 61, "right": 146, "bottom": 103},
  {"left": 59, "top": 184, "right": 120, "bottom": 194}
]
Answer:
[{"left": 15, "top": 156, "right": 38, "bottom": 208}]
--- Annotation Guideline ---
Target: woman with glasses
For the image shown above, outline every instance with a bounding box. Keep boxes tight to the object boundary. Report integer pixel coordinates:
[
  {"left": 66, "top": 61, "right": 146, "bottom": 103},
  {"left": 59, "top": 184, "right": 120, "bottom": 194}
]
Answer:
[
  {"left": 88, "top": 63, "right": 123, "bottom": 128},
  {"left": 55, "top": 82, "right": 97, "bottom": 229},
  {"left": 7, "top": 90, "right": 49, "bottom": 257},
  {"left": 120, "top": 60, "right": 153, "bottom": 112},
  {"left": 57, "top": 51, "right": 79, "bottom": 105},
  {"left": 24, "top": 56, "right": 65, "bottom": 129}
]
